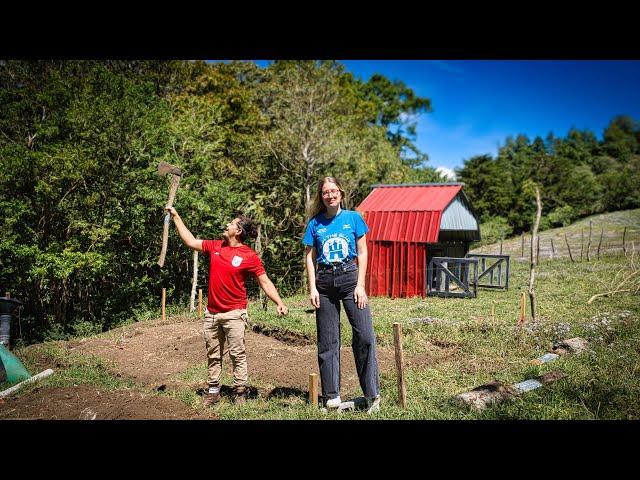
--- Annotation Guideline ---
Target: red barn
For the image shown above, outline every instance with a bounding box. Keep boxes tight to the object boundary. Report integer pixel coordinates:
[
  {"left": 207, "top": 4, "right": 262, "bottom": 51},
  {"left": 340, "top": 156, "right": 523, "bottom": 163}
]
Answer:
[{"left": 356, "top": 183, "right": 480, "bottom": 297}]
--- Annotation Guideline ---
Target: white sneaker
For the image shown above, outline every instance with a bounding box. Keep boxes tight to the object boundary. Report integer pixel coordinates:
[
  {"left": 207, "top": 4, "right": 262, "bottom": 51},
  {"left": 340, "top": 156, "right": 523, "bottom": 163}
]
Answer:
[
  {"left": 325, "top": 396, "right": 342, "bottom": 409},
  {"left": 365, "top": 395, "right": 380, "bottom": 414}
]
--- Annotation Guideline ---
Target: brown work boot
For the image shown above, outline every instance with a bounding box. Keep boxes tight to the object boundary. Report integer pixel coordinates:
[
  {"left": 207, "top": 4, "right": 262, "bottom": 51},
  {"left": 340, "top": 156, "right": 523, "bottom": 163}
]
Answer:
[
  {"left": 234, "top": 386, "right": 247, "bottom": 405},
  {"left": 202, "top": 391, "right": 221, "bottom": 407}
]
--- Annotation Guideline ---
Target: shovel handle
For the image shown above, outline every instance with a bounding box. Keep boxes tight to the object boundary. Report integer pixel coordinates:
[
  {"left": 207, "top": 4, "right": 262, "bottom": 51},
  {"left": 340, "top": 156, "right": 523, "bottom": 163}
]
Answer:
[{"left": 158, "top": 175, "right": 181, "bottom": 267}]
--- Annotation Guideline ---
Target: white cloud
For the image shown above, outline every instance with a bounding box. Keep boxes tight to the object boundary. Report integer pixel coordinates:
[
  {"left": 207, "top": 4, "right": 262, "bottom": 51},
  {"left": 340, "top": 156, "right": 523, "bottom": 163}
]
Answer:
[{"left": 436, "top": 166, "right": 457, "bottom": 181}]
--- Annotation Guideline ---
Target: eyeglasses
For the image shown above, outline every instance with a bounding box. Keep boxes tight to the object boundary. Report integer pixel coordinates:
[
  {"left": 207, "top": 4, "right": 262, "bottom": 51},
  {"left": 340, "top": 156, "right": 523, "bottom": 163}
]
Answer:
[{"left": 322, "top": 189, "right": 341, "bottom": 198}]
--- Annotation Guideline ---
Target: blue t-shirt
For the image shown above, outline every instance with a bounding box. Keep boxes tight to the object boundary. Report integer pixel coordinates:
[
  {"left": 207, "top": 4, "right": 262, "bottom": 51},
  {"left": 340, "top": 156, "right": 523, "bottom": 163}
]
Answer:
[{"left": 303, "top": 209, "right": 369, "bottom": 265}]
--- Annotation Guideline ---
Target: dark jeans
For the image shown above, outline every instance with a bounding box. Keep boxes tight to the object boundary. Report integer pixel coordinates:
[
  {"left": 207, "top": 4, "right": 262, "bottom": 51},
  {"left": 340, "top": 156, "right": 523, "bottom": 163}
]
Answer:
[{"left": 315, "top": 261, "right": 380, "bottom": 401}]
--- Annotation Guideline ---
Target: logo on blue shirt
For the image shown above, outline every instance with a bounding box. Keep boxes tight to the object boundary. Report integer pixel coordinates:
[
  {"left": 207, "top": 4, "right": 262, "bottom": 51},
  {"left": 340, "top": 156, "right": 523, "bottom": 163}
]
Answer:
[{"left": 321, "top": 235, "right": 349, "bottom": 262}]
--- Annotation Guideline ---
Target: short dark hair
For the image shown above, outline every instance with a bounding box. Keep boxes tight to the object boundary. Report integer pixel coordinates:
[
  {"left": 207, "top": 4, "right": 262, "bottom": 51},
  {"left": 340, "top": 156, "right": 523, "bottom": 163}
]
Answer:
[{"left": 235, "top": 215, "right": 258, "bottom": 243}]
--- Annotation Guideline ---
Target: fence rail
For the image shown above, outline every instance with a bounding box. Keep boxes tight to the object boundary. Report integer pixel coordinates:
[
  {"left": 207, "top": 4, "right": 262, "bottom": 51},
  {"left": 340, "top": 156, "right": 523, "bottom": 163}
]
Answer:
[
  {"left": 427, "top": 257, "right": 478, "bottom": 298},
  {"left": 465, "top": 253, "right": 510, "bottom": 290}
]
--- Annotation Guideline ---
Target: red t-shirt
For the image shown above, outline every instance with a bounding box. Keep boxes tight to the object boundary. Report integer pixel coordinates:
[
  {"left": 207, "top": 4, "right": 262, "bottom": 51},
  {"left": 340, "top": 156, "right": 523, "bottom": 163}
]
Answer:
[{"left": 201, "top": 239, "right": 266, "bottom": 313}]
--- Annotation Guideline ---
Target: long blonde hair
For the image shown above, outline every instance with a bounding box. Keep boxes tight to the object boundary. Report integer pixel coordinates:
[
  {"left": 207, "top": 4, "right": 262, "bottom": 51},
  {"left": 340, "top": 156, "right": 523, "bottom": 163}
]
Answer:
[{"left": 307, "top": 176, "right": 347, "bottom": 220}]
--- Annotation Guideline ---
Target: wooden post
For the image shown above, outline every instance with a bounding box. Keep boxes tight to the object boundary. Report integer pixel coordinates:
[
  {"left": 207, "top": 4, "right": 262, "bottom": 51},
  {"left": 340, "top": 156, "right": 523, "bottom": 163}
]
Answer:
[
  {"left": 550, "top": 238, "right": 555, "bottom": 259},
  {"left": 393, "top": 323, "right": 407, "bottom": 408},
  {"left": 518, "top": 291, "right": 526, "bottom": 325},
  {"left": 564, "top": 234, "right": 575, "bottom": 262},
  {"left": 623, "top": 226, "right": 627, "bottom": 254},
  {"left": 580, "top": 228, "right": 584, "bottom": 261},
  {"left": 309, "top": 373, "right": 318, "bottom": 407},
  {"left": 198, "top": 289, "right": 203, "bottom": 318},
  {"left": 597, "top": 227, "right": 604, "bottom": 259},
  {"left": 521, "top": 233, "right": 525, "bottom": 258},
  {"left": 528, "top": 186, "right": 542, "bottom": 321},
  {"left": 500, "top": 237, "right": 503, "bottom": 255},
  {"left": 587, "top": 221, "right": 592, "bottom": 261},
  {"left": 190, "top": 248, "right": 198, "bottom": 312},
  {"left": 162, "top": 288, "right": 166, "bottom": 322}
]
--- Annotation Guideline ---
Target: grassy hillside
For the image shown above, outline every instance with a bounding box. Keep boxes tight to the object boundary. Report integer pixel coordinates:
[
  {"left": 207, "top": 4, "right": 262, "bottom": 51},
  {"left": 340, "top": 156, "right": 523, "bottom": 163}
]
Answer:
[{"left": 3, "top": 209, "right": 639, "bottom": 420}]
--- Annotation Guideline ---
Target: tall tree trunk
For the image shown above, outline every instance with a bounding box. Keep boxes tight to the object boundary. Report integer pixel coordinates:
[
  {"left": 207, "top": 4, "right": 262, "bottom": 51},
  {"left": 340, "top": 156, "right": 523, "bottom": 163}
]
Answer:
[
  {"left": 303, "top": 142, "right": 314, "bottom": 212},
  {"left": 528, "top": 187, "right": 542, "bottom": 321}
]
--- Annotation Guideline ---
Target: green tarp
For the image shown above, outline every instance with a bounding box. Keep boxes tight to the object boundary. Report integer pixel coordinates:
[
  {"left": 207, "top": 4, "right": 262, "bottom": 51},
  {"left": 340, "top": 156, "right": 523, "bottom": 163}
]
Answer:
[{"left": 0, "top": 344, "right": 31, "bottom": 385}]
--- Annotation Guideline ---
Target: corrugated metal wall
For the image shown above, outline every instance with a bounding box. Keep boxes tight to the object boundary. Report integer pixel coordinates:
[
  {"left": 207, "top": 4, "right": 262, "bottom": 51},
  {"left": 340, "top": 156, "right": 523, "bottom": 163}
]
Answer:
[
  {"left": 366, "top": 240, "right": 427, "bottom": 297},
  {"left": 440, "top": 194, "right": 479, "bottom": 231}
]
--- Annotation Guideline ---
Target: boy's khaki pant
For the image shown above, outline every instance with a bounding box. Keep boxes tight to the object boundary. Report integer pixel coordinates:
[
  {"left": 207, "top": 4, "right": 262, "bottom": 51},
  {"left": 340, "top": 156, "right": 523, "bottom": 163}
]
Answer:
[{"left": 203, "top": 309, "right": 249, "bottom": 389}]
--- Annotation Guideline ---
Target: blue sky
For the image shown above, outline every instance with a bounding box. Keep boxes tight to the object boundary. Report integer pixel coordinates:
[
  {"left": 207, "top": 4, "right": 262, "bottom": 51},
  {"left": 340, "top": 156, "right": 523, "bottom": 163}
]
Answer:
[{"left": 251, "top": 60, "right": 640, "bottom": 177}]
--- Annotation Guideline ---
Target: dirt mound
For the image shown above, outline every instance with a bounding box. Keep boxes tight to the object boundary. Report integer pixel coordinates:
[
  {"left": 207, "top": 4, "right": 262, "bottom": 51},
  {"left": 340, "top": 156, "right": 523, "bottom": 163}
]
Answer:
[
  {"left": 4, "top": 316, "right": 404, "bottom": 419},
  {"left": 69, "top": 316, "right": 397, "bottom": 397},
  {"left": 0, "top": 385, "right": 215, "bottom": 420}
]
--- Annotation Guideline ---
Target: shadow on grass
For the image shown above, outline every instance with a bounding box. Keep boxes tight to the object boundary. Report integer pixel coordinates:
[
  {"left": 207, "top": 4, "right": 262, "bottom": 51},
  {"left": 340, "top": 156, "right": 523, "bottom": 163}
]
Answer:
[{"left": 266, "top": 386, "right": 307, "bottom": 400}]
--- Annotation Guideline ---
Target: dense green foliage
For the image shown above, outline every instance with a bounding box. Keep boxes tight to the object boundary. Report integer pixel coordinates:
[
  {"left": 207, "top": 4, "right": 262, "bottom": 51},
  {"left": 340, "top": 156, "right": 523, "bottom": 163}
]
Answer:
[
  {"left": 0, "top": 60, "right": 441, "bottom": 343},
  {"left": 2, "top": 60, "right": 637, "bottom": 344},
  {"left": 457, "top": 120, "right": 640, "bottom": 235}
]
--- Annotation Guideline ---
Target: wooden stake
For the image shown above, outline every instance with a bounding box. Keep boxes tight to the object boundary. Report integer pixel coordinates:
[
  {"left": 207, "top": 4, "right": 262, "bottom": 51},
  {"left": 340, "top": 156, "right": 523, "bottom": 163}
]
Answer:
[
  {"left": 500, "top": 237, "right": 503, "bottom": 255},
  {"left": 198, "top": 289, "right": 203, "bottom": 318},
  {"left": 518, "top": 292, "right": 526, "bottom": 325},
  {"left": 190, "top": 248, "right": 198, "bottom": 312},
  {"left": 580, "top": 228, "right": 584, "bottom": 261},
  {"left": 162, "top": 288, "right": 166, "bottom": 322},
  {"left": 564, "top": 234, "right": 575, "bottom": 262},
  {"left": 597, "top": 227, "right": 604, "bottom": 259},
  {"left": 528, "top": 186, "right": 542, "bottom": 321},
  {"left": 550, "top": 238, "right": 555, "bottom": 259},
  {"left": 393, "top": 323, "right": 407, "bottom": 408},
  {"left": 587, "top": 221, "right": 592, "bottom": 262},
  {"left": 521, "top": 233, "right": 525, "bottom": 257},
  {"left": 309, "top": 373, "right": 318, "bottom": 407},
  {"left": 623, "top": 226, "right": 627, "bottom": 254}
]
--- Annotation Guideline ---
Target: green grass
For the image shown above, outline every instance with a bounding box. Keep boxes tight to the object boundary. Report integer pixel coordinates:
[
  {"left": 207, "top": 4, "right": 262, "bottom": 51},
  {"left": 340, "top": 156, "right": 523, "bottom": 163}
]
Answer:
[
  {"left": 1, "top": 342, "right": 137, "bottom": 395},
  {"left": 4, "top": 209, "right": 639, "bottom": 419}
]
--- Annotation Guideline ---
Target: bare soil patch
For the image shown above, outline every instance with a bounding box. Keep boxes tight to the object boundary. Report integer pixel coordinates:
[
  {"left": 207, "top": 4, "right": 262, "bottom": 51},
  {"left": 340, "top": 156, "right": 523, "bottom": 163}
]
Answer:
[
  {"left": 64, "top": 316, "right": 398, "bottom": 397},
  {"left": 0, "top": 385, "right": 215, "bottom": 420},
  {"left": 5, "top": 315, "right": 424, "bottom": 419}
]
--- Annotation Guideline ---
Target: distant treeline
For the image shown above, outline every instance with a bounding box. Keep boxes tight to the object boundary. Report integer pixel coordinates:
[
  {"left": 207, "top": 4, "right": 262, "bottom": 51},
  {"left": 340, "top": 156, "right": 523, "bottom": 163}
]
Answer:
[
  {"left": 0, "top": 60, "right": 440, "bottom": 342},
  {"left": 457, "top": 117, "right": 640, "bottom": 244}
]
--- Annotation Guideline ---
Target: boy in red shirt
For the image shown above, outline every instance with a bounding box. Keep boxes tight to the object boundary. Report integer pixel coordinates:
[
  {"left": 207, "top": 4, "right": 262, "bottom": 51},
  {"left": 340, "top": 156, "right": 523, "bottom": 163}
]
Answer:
[{"left": 166, "top": 207, "right": 288, "bottom": 406}]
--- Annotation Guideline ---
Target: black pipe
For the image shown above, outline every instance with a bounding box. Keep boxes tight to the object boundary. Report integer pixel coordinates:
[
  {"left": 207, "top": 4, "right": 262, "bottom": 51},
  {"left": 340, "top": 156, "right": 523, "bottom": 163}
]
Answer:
[{"left": 0, "top": 297, "right": 23, "bottom": 347}]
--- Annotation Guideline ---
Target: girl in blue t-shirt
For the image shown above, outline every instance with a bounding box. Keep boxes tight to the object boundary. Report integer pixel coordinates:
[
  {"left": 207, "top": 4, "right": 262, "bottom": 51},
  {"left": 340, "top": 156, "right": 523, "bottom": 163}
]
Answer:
[{"left": 303, "top": 176, "right": 380, "bottom": 413}]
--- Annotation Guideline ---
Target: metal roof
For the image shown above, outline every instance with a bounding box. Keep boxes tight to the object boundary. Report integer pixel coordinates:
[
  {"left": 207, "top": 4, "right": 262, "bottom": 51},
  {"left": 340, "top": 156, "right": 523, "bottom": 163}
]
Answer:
[
  {"left": 357, "top": 184, "right": 478, "bottom": 243},
  {"left": 357, "top": 184, "right": 463, "bottom": 212}
]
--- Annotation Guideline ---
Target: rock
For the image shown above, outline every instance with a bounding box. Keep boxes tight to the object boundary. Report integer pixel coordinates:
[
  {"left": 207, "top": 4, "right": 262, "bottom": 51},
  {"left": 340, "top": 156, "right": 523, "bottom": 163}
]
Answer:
[
  {"left": 455, "top": 381, "right": 520, "bottom": 411},
  {"left": 79, "top": 408, "right": 97, "bottom": 420},
  {"left": 552, "top": 337, "right": 588, "bottom": 355}
]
